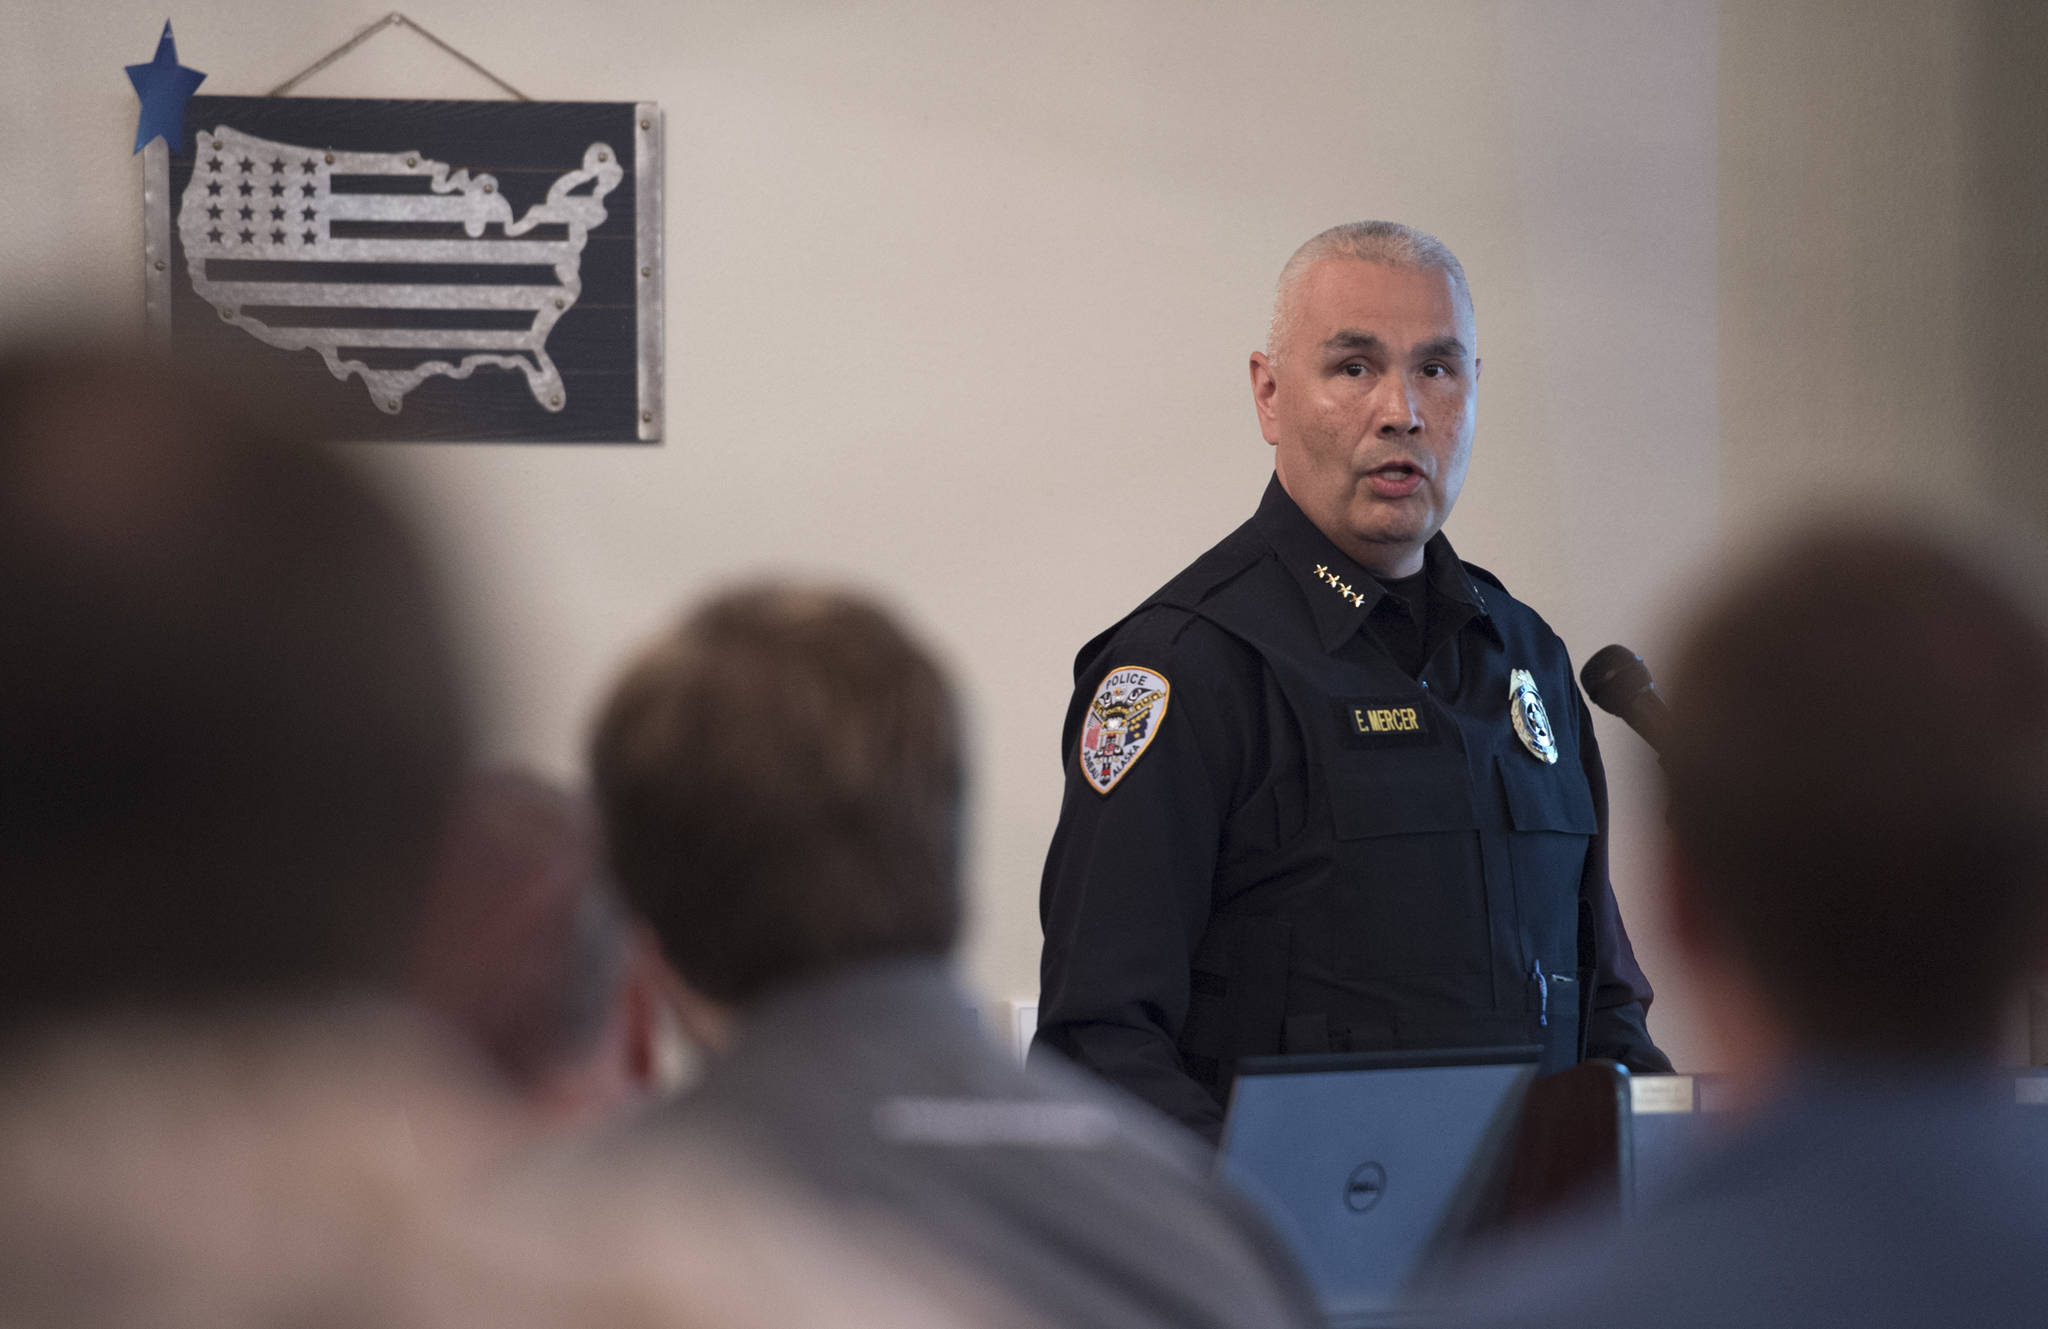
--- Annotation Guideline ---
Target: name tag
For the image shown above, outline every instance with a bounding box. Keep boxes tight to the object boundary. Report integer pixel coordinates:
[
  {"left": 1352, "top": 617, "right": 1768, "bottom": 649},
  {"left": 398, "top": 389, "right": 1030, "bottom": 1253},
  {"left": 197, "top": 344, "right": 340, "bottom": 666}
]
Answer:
[
  {"left": 1338, "top": 697, "right": 1435, "bottom": 748},
  {"left": 1352, "top": 704, "right": 1423, "bottom": 735}
]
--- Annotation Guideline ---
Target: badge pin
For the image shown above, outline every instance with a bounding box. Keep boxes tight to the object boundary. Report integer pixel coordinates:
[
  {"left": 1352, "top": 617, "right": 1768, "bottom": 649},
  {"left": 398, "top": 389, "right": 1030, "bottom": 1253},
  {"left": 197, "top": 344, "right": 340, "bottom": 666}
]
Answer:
[
  {"left": 1079, "top": 665, "right": 1171, "bottom": 794},
  {"left": 1508, "top": 668, "right": 1559, "bottom": 764}
]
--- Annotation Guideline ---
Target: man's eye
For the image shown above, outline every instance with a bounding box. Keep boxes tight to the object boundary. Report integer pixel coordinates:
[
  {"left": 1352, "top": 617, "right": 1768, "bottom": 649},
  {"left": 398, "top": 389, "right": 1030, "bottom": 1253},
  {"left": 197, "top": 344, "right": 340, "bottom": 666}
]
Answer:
[
  {"left": 1420, "top": 362, "right": 1448, "bottom": 378},
  {"left": 1342, "top": 363, "right": 1367, "bottom": 378}
]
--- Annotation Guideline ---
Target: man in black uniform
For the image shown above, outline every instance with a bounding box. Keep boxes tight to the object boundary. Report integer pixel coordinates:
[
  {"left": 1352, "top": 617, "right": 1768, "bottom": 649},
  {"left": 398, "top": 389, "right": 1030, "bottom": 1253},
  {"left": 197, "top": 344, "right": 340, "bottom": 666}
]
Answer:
[{"left": 1033, "top": 221, "right": 1670, "bottom": 1142}]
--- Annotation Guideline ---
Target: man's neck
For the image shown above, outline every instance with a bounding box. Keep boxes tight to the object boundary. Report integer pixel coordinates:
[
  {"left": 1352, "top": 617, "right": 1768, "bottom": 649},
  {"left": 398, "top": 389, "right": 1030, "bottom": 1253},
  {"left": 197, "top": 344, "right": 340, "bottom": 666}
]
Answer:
[
  {"left": 1269, "top": 472, "right": 1429, "bottom": 577},
  {"left": 1348, "top": 541, "right": 1425, "bottom": 580}
]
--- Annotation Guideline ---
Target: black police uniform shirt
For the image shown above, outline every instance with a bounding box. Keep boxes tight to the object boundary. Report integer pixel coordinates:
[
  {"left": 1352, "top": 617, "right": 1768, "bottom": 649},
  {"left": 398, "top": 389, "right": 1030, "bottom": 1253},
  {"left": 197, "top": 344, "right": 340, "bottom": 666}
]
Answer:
[{"left": 1033, "top": 476, "right": 1670, "bottom": 1141}]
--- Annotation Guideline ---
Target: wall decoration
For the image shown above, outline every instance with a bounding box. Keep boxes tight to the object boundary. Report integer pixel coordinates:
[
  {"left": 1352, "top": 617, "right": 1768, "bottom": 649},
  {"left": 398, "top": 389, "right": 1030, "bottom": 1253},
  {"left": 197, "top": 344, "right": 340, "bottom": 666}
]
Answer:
[
  {"left": 139, "top": 23, "right": 663, "bottom": 443},
  {"left": 127, "top": 21, "right": 206, "bottom": 153}
]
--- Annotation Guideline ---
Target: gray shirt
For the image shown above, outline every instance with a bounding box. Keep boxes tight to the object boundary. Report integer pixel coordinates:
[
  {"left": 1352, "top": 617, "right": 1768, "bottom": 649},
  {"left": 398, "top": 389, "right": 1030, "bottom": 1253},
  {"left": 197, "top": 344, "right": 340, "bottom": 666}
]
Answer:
[
  {"left": 1441, "top": 1063, "right": 2048, "bottom": 1329},
  {"left": 638, "top": 958, "right": 1322, "bottom": 1329}
]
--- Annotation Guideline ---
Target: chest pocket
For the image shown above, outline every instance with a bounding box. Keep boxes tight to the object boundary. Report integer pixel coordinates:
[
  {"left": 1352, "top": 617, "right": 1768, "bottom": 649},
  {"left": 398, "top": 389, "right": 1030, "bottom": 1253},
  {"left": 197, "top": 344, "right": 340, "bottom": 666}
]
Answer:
[
  {"left": 1328, "top": 749, "right": 1478, "bottom": 839},
  {"left": 1496, "top": 752, "right": 1597, "bottom": 835},
  {"left": 1497, "top": 751, "right": 1598, "bottom": 966},
  {"left": 1323, "top": 751, "right": 1486, "bottom": 977}
]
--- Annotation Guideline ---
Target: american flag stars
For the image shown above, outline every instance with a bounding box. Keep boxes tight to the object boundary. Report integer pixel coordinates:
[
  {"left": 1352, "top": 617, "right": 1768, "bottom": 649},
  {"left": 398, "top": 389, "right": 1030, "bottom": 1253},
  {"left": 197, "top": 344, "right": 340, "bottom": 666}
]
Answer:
[{"left": 199, "top": 158, "right": 323, "bottom": 248}]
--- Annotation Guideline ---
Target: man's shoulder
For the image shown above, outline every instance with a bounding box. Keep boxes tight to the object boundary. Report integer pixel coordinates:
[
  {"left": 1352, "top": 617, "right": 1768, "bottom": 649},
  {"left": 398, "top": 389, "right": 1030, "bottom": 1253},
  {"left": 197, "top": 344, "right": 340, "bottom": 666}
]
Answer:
[
  {"left": 1463, "top": 557, "right": 1510, "bottom": 598},
  {"left": 1457, "top": 556, "right": 1550, "bottom": 628},
  {"left": 1149, "top": 515, "right": 1272, "bottom": 610},
  {"left": 1449, "top": 552, "right": 1576, "bottom": 663},
  {"left": 631, "top": 980, "right": 1323, "bottom": 1328},
  {"left": 1450, "top": 1085, "right": 2048, "bottom": 1329},
  {"left": 1068, "top": 517, "right": 1283, "bottom": 679}
]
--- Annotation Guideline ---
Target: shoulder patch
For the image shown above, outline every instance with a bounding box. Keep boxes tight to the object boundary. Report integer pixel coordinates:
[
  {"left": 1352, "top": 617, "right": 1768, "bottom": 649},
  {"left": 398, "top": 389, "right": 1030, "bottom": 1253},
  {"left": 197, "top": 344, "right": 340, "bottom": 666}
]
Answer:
[{"left": 1078, "top": 665, "right": 1171, "bottom": 794}]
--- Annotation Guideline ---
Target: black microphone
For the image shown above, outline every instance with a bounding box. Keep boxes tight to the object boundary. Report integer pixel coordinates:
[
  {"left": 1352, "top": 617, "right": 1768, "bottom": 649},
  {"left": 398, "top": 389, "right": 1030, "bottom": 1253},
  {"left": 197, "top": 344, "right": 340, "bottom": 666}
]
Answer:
[{"left": 1580, "top": 644, "right": 1672, "bottom": 756}]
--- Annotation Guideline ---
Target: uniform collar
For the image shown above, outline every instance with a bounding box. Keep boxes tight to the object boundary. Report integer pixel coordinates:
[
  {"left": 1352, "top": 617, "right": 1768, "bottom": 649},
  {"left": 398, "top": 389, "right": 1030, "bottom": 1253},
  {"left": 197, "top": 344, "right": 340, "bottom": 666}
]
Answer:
[{"left": 1252, "top": 473, "right": 1491, "bottom": 654}]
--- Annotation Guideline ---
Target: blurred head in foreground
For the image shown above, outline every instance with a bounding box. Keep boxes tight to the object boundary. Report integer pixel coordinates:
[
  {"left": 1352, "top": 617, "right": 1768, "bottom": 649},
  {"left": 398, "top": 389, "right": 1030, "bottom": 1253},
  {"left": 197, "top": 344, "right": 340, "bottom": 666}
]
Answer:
[
  {"left": 590, "top": 585, "right": 963, "bottom": 1044},
  {"left": 411, "top": 770, "right": 667, "bottom": 1127},
  {"left": 0, "top": 346, "right": 468, "bottom": 1038},
  {"left": 1662, "top": 517, "right": 2048, "bottom": 1070},
  {"left": 0, "top": 351, "right": 1018, "bottom": 1329}
]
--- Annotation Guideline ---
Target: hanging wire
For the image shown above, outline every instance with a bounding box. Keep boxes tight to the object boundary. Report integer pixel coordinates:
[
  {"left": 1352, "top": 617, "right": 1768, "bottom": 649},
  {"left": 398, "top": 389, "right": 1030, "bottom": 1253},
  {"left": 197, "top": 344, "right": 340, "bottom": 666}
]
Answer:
[{"left": 267, "top": 12, "right": 530, "bottom": 100}]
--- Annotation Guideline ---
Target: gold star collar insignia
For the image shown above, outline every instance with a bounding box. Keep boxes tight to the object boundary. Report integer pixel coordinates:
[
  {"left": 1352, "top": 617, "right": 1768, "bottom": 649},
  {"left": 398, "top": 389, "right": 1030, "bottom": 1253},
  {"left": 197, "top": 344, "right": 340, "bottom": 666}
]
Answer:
[{"left": 1311, "top": 564, "right": 1368, "bottom": 610}]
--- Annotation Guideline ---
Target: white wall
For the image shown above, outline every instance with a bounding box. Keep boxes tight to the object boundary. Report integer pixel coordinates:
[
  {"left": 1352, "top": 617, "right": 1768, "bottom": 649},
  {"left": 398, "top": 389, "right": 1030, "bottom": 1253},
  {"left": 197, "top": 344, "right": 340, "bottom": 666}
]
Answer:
[{"left": 24, "top": 0, "right": 2020, "bottom": 1073}]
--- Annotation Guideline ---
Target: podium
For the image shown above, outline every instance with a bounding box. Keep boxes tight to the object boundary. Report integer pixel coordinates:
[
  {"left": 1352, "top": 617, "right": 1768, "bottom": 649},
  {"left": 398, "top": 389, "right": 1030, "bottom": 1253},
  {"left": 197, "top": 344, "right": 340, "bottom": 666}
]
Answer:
[
  {"left": 1506, "top": 1065, "right": 2048, "bottom": 1225},
  {"left": 1502, "top": 1063, "right": 1733, "bottom": 1223}
]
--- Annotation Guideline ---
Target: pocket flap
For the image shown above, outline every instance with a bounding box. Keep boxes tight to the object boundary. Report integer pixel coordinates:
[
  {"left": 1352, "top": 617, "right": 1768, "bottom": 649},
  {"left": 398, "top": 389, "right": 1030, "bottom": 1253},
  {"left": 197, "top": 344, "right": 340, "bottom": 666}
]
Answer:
[{"left": 1497, "top": 752, "right": 1598, "bottom": 835}]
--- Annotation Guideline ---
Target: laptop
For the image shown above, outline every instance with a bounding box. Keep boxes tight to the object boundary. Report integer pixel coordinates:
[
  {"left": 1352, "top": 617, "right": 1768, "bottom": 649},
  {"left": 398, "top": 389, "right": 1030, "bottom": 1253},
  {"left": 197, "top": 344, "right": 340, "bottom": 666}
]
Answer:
[{"left": 1219, "top": 1046, "right": 1541, "bottom": 1328}]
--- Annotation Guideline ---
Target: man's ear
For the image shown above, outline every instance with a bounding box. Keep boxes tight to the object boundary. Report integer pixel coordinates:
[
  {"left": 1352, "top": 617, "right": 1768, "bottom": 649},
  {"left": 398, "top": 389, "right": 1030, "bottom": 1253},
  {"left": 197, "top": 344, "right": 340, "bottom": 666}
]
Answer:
[
  {"left": 642, "top": 928, "right": 736, "bottom": 1056},
  {"left": 1249, "top": 351, "right": 1282, "bottom": 447}
]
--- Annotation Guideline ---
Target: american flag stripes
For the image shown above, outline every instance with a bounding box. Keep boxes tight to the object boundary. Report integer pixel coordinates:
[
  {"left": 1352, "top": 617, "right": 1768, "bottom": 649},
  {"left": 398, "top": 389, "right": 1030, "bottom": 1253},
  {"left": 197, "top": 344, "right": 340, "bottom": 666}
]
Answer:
[{"left": 176, "top": 125, "right": 622, "bottom": 415}]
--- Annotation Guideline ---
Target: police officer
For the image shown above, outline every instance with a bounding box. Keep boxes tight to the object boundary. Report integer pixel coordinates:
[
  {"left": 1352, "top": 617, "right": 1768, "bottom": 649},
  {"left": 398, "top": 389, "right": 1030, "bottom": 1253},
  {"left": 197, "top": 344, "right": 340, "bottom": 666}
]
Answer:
[{"left": 1032, "top": 221, "right": 1670, "bottom": 1142}]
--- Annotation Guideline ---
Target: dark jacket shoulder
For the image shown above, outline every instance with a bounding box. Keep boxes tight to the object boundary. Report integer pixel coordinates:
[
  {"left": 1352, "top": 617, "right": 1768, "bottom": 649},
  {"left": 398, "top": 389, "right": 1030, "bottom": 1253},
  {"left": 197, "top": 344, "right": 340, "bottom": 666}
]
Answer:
[
  {"left": 1457, "top": 556, "right": 1575, "bottom": 662},
  {"left": 1069, "top": 517, "right": 1269, "bottom": 683},
  {"left": 1463, "top": 559, "right": 1509, "bottom": 596}
]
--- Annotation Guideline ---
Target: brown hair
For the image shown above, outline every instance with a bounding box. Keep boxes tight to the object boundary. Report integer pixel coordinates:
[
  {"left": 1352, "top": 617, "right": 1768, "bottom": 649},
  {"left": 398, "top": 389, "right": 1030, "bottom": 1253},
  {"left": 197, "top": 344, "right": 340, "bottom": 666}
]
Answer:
[
  {"left": 590, "top": 586, "right": 963, "bottom": 1004},
  {"left": 1664, "top": 518, "right": 2048, "bottom": 1054},
  {"left": 0, "top": 347, "right": 468, "bottom": 1031}
]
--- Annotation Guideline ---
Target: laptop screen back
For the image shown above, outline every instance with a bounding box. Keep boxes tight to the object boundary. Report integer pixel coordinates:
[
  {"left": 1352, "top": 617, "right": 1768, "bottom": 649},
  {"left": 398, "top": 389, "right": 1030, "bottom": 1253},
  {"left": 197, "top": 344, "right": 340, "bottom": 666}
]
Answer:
[{"left": 1220, "top": 1048, "right": 1539, "bottom": 1327}]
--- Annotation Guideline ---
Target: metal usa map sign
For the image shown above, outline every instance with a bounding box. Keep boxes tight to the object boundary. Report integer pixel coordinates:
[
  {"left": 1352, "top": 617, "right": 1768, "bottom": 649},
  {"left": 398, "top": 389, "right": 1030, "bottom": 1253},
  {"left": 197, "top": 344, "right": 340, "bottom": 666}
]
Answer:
[{"left": 144, "top": 97, "right": 663, "bottom": 443}]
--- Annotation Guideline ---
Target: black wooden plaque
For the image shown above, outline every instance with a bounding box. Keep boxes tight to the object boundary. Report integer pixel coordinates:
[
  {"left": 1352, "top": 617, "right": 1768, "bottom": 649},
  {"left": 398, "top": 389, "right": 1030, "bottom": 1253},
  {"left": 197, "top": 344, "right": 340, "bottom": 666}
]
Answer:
[{"left": 145, "top": 96, "right": 662, "bottom": 444}]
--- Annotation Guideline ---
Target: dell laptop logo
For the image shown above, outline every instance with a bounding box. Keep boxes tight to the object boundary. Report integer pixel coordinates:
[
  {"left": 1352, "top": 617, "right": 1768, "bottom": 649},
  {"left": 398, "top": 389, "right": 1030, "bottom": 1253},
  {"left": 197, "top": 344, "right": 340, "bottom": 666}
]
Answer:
[{"left": 1344, "top": 1162, "right": 1387, "bottom": 1213}]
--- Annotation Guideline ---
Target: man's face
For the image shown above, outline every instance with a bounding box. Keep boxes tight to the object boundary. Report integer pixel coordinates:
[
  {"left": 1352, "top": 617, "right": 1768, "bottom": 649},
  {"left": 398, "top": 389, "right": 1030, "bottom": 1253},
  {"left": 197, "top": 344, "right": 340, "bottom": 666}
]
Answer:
[{"left": 1250, "top": 259, "right": 1479, "bottom": 577}]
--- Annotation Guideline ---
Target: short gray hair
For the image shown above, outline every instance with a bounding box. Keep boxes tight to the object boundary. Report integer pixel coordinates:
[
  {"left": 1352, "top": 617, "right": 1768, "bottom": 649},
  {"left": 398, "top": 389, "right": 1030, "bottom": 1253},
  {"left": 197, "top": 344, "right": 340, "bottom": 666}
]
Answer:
[{"left": 1266, "top": 220, "right": 1472, "bottom": 360}]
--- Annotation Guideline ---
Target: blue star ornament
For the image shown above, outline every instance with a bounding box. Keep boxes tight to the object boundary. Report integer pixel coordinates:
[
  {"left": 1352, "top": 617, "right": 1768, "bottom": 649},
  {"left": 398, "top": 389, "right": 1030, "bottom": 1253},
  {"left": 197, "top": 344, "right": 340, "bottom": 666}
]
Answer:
[{"left": 126, "top": 21, "right": 206, "bottom": 153}]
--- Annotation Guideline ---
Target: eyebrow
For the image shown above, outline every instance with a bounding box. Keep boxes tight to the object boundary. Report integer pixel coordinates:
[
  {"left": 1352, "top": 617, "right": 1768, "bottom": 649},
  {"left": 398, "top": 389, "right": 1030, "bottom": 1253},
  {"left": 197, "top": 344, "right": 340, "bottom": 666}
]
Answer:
[
  {"left": 1320, "top": 331, "right": 1472, "bottom": 362},
  {"left": 1415, "top": 335, "right": 1471, "bottom": 363},
  {"left": 1322, "top": 331, "right": 1384, "bottom": 356}
]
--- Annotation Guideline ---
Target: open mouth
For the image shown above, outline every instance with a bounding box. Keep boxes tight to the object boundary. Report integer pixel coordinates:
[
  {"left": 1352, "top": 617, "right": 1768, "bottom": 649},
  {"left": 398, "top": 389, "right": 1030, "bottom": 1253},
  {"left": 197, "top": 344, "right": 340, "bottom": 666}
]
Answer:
[{"left": 1365, "top": 462, "right": 1423, "bottom": 497}]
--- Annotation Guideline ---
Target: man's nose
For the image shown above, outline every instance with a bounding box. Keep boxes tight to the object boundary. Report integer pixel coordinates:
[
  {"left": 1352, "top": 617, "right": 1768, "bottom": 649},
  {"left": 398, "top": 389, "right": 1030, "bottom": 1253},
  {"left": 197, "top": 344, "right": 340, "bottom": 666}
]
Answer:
[{"left": 1373, "top": 378, "right": 1422, "bottom": 436}]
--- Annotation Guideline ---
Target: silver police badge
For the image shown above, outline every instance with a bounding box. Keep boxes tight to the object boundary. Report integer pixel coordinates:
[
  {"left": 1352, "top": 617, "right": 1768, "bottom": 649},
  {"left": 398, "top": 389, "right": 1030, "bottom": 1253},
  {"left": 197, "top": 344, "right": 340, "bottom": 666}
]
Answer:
[{"left": 1508, "top": 668, "right": 1559, "bottom": 764}]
